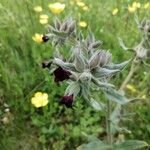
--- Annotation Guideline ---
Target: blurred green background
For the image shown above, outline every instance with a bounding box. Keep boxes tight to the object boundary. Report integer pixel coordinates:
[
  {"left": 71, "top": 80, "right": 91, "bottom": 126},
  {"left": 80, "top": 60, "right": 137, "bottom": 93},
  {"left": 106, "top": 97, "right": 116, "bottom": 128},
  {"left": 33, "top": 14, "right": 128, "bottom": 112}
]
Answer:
[{"left": 0, "top": 0, "right": 150, "bottom": 149}]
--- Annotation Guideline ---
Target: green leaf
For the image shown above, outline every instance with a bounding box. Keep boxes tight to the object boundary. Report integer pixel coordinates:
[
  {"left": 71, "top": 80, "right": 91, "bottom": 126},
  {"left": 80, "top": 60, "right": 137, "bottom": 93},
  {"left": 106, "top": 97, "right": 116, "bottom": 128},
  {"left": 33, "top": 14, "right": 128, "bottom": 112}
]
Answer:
[
  {"left": 53, "top": 58, "right": 75, "bottom": 71},
  {"left": 92, "top": 67, "right": 119, "bottom": 78},
  {"left": 77, "top": 140, "right": 110, "bottom": 150},
  {"left": 91, "top": 76, "right": 114, "bottom": 88},
  {"left": 105, "top": 60, "right": 131, "bottom": 70},
  {"left": 104, "top": 88, "right": 128, "bottom": 104},
  {"left": 110, "top": 104, "right": 121, "bottom": 124},
  {"left": 114, "top": 140, "right": 149, "bottom": 150},
  {"left": 74, "top": 54, "right": 85, "bottom": 72},
  {"left": 65, "top": 82, "right": 80, "bottom": 97},
  {"left": 89, "top": 98, "right": 105, "bottom": 111},
  {"left": 118, "top": 37, "right": 133, "bottom": 51},
  {"left": 52, "top": 29, "right": 68, "bottom": 38}
]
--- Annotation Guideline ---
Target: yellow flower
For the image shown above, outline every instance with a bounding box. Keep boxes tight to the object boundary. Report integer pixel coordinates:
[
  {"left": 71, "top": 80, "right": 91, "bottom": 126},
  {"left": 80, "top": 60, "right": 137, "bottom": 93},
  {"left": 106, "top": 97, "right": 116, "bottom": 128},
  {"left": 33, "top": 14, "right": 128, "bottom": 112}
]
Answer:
[
  {"left": 39, "top": 14, "right": 49, "bottom": 25},
  {"left": 136, "top": 2, "right": 141, "bottom": 8},
  {"left": 144, "top": 2, "right": 150, "bottom": 9},
  {"left": 142, "top": 95, "right": 146, "bottom": 99},
  {"left": 82, "top": 6, "right": 89, "bottom": 11},
  {"left": 112, "top": 8, "right": 118, "bottom": 15},
  {"left": 77, "top": 1, "right": 85, "bottom": 7},
  {"left": 34, "top": 6, "right": 42, "bottom": 12},
  {"left": 126, "top": 84, "right": 137, "bottom": 93},
  {"left": 128, "top": 5, "right": 137, "bottom": 13},
  {"left": 49, "top": 2, "right": 65, "bottom": 15},
  {"left": 132, "top": 2, "right": 141, "bottom": 8},
  {"left": 31, "top": 92, "right": 48, "bottom": 108},
  {"left": 40, "top": 14, "right": 49, "bottom": 19},
  {"left": 32, "top": 33, "right": 43, "bottom": 43},
  {"left": 39, "top": 19, "right": 48, "bottom": 24},
  {"left": 79, "top": 21, "right": 87, "bottom": 27}
]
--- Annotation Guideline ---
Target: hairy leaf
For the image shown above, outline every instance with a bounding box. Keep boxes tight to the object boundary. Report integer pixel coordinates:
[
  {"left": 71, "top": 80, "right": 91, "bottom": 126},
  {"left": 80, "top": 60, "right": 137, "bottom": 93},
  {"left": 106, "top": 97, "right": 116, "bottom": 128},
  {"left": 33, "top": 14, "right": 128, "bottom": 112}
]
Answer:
[
  {"left": 104, "top": 88, "right": 128, "bottom": 104},
  {"left": 114, "top": 140, "right": 149, "bottom": 150}
]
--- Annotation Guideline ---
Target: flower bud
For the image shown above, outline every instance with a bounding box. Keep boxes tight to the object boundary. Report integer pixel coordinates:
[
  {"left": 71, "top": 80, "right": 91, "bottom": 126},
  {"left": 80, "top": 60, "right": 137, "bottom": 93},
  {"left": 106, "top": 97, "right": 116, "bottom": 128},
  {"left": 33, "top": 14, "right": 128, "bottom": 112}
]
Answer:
[
  {"left": 89, "top": 41, "right": 102, "bottom": 49},
  {"left": 60, "top": 95, "right": 73, "bottom": 107},
  {"left": 54, "top": 18, "right": 61, "bottom": 30},
  {"left": 60, "top": 21, "right": 68, "bottom": 32},
  {"left": 134, "top": 45, "right": 147, "bottom": 59},
  {"left": 67, "top": 21, "right": 76, "bottom": 34},
  {"left": 89, "top": 52, "right": 101, "bottom": 69},
  {"left": 99, "top": 50, "right": 112, "bottom": 67}
]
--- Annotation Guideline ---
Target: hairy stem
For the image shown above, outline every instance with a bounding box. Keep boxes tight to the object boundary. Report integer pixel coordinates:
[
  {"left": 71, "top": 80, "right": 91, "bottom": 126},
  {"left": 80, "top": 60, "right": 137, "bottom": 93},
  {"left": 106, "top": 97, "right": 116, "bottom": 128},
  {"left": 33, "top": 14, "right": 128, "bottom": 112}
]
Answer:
[
  {"left": 106, "top": 100, "right": 113, "bottom": 149},
  {"left": 119, "top": 58, "right": 140, "bottom": 91}
]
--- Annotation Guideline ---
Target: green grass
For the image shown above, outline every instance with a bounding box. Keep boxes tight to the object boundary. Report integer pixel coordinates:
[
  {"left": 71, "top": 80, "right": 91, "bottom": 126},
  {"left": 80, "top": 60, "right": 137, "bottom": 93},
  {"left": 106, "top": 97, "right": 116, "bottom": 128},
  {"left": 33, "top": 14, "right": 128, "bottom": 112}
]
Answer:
[{"left": 0, "top": 0, "right": 150, "bottom": 149}]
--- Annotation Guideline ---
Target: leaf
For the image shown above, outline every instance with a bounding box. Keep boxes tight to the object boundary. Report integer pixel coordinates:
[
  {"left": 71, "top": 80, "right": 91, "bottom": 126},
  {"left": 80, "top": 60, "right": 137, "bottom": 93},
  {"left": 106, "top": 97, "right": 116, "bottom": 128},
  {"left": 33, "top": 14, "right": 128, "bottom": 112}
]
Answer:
[
  {"left": 74, "top": 54, "right": 85, "bottom": 72},
  {"left": 89, "top": 98, "right": 105, "bottom": 111},
  {"left": 105, "top": 60, "right": 131, "bottom": 70},
  {"left": 110, "top": 104, "right": 121, "bottom": 124},
  {"left": 118, "top": 37, "right": 133, "bottom": 51},
  {"left": 91, "top": 76, "right": 115, "bottom": 88},
  {"left": 53, "top": 58, "right": 75, "bottom": 71},
  {"left": 77, "top": 140, "right": 110, "bottom": 150},
  {"left": 65, "top": 82, "right": 80, "bottom": 97},
  {"left": 52, "top": 29, "right": 68, "bottom": 39},
  {"left": 104, "top": 88, "right": 128, "bottom": 104},
  {"left": 114, "top": 140, "right": 149, "bottom": 150},
  {"left": 92, "top": 67, "right": 119, "bottom": 78},
  {"left": 110, "top": 104, "right": 122, "bottom": 134}
]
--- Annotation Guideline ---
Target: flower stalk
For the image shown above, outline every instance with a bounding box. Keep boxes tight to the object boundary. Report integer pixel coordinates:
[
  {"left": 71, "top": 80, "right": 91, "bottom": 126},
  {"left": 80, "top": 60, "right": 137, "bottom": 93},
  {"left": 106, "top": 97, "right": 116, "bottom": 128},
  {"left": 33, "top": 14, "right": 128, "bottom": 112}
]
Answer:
[
  {"left": 119, "top": 57, "right": 140, "bottom": 91},
  {"left": 106, "top": 100, "right": 113, "bottom": 149}
]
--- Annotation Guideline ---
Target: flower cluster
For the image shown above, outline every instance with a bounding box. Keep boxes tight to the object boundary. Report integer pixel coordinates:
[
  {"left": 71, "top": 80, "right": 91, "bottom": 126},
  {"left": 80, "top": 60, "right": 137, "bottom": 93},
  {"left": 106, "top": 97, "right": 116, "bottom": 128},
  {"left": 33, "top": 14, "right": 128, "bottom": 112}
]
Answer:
[
  {"left": 41, "top": 18, "right": 129, "bottom": 108},
  {"left": 33, "top": 2, "right": 65, "bottom": 27},
  {"left": 128, "top": 1, "right": 141, "bottom": 13}
]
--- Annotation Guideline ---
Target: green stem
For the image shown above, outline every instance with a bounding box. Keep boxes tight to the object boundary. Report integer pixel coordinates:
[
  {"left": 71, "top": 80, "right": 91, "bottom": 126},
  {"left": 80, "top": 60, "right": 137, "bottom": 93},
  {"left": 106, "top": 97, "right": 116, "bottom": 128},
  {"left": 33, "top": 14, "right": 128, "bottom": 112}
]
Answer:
[
  {"left": 106, "top": 100, "right": 113, "bottom": 149},
  {"left": 119, "top": 57, "right": 140, "bottom": 91}
]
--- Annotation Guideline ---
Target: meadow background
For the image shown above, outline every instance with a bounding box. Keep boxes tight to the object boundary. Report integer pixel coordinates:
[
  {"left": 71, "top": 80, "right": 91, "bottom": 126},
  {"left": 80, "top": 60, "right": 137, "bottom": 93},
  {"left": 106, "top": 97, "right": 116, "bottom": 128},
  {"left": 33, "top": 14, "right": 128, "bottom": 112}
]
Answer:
[{"left": 0, "top": 0, "right": 150, "bottom": 149}]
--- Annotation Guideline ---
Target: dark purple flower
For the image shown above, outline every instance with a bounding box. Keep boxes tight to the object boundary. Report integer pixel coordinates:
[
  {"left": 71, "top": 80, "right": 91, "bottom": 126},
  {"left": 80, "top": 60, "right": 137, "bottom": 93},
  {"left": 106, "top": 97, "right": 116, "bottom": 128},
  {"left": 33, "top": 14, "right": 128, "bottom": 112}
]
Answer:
[
  {"left": 42, "top": 35, "right": 49, "bottom": 42},
  {"left": 42, "top": 60, "right": 52, "bottom": 68},
  {"left": 60, "top": 95, "right": 73, "bottom": 108},
  {"left": 53, "top": 67, "right": 71, "bottom": 82}
]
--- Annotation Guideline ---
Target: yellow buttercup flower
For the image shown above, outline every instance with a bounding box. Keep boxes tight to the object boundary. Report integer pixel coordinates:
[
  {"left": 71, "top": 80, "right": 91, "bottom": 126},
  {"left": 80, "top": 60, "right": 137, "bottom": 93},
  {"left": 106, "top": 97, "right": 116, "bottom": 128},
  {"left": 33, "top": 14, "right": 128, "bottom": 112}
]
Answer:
[
  {"left": 77, "top": 1, "right": 85, "bottom": 7},
  {"left": 128, "top": 5, "right": 137, "bottom": 13},
  {"left": 132, "top": 2, "right": 141, "bottom": 8},
  {"left": 79, "top": 21, "right": 87, "bottom": 28},
  {"left": 126, "top": 84, "right": 137, "bottom": 93},
  {"left": 82, "top": 6, "right": 89, "bottom": 11},
  {"left": 136, "top": 2, "right": 141, "bottom": 8},
  {"left": 39, "top": 19, "right": 48, "bottom": 25},
  {"left": 32, "top": 33, "right": 43, "bottom": 43},
  {"left": 142, "top": 95, "right": 146, "bottom": 99},
  {"left": 112, "top": 8, "right": 118, "bottom": 15},
  {"left": 144, "top": 2, "right": 150, "bottom": 9},
  {"left": 31, "top": 92, "right": 48, "bottom": 108},
  {"left": 40, "top": 14, "right": 49, "bottom": 19},
  {"left": 39, "top": 14, "right": 49, "bottom": 24},
  {"left": 34, "top": 6, "right": 42, "bottom": 12},
  {"left": 49, "top": 2, "right": 65, "bottom": 15}
]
